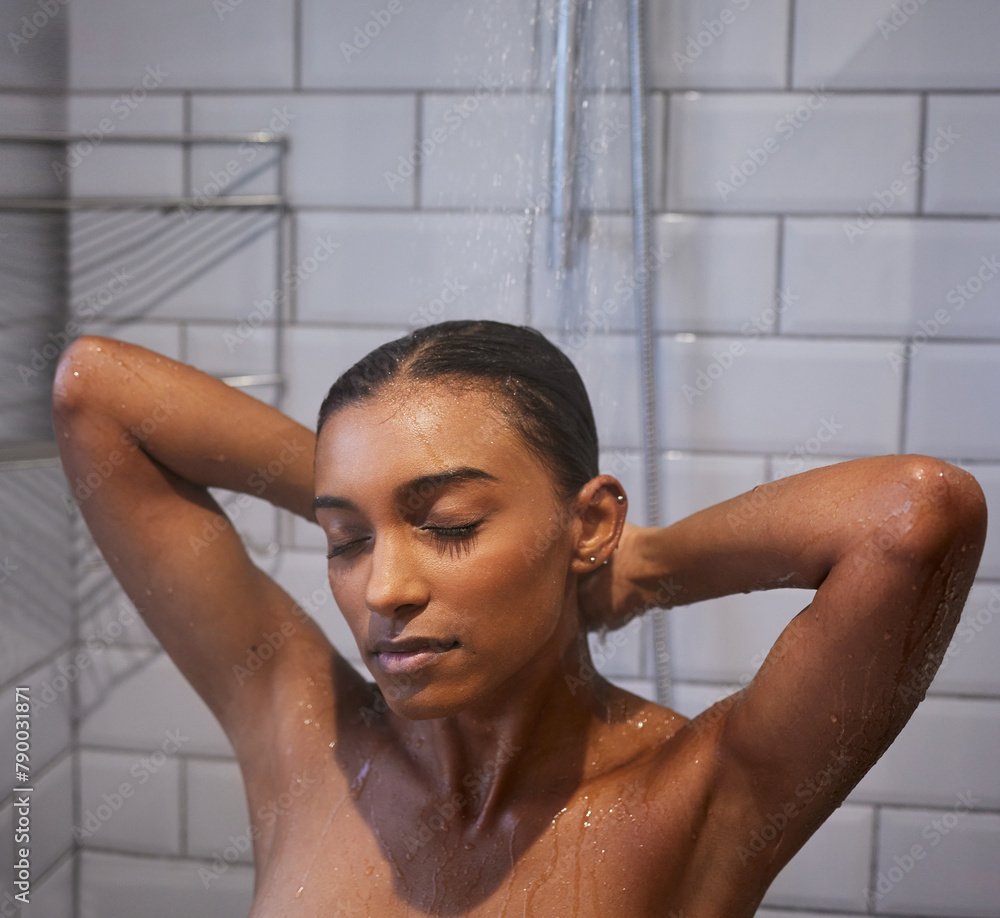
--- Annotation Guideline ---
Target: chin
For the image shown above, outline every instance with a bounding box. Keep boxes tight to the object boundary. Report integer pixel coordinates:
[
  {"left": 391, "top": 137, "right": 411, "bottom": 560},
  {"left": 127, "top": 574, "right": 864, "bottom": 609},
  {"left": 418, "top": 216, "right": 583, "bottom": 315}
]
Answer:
[{"left": 373, "top": 675, "right": 479, "bottom": 721}]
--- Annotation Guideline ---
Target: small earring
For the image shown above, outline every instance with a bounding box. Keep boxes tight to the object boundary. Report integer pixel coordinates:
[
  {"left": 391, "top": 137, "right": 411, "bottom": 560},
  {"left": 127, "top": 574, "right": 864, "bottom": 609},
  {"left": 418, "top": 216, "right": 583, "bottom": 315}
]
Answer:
[
  {"left": 617, "top": 495, "right": 624, "bottom": 502},
  {"left": 589, "top": 556, "right": 596, "bottom": 563}
]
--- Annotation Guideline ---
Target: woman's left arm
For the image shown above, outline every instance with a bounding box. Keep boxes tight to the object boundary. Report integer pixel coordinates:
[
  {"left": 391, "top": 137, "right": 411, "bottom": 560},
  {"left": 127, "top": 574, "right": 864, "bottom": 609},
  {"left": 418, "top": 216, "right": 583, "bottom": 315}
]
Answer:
[{"left": 604, "top": 455, "right": 986, "bottom": 866}]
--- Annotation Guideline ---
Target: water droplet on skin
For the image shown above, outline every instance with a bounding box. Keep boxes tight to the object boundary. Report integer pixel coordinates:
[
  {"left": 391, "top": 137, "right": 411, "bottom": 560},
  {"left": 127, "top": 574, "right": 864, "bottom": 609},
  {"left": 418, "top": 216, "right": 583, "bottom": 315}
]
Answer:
[
  {"left": 304, "top": 719, "right": 312, "bottom": 725},
  {"left": 830, "top": 714, "right": 838, "bottom": 723},
  {"left": 364, "top": 864, "right": 375, "bottom": 876},
  {"left": 295, "top": 886, "right": 304, "bottom": 898},
  {"left": 73, "top": 371, "right": 79, "bottom": 376}
]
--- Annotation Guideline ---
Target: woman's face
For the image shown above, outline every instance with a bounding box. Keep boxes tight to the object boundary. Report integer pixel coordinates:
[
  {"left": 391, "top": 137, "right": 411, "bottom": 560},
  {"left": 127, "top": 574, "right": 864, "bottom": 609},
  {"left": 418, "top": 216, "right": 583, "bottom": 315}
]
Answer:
[{"left": 313, "top": 382, "right": 583, "bottom": 719}]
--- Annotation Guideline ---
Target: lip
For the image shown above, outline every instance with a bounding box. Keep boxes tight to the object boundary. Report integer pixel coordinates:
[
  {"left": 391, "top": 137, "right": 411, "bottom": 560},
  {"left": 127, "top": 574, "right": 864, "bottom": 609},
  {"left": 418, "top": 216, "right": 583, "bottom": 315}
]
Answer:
[{"left": 371, "top": 637, "right": 459, "bottom": 675}]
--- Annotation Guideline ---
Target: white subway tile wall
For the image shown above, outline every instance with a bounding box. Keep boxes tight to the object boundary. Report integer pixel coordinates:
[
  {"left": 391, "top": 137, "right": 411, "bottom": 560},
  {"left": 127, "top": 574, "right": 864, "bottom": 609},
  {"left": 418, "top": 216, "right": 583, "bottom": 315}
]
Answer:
[
  {"left": 760, "top": 805, "right": 874, "bottom": 912},
  {"left": 0, "top": 464, "right": 75, "bottom": 906},
  {"left": 792, "top": 0, "right": 1000, "bottom": 91},
  {"left": 14, "top": 0, "right": 993, "bottom": 913},
  {"left": 665, "top": 92, "right": 922, "bottom": 214},
  {"left": 648, "top": 0, "right": 791, "bottom": 90},
  {"left": 77, "top": 750, "right": 181, "bottom": 855},
  {"left": 923, "top": 95, "right": 1000, "bottom": 215}
]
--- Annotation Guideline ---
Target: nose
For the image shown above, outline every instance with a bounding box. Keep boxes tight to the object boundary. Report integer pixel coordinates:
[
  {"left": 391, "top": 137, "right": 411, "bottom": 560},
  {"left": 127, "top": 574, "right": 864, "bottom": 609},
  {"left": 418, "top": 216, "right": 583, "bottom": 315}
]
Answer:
[{"left": 364, "top": 528, "right": 428, "bottom": 619}]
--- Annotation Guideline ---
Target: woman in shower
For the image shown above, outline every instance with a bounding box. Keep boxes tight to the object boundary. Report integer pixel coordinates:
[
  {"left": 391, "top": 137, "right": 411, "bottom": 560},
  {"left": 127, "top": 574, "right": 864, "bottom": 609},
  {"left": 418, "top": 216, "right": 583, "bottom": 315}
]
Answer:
[{"left": 52, "top": 320, "right": 985, "bottom": 916}]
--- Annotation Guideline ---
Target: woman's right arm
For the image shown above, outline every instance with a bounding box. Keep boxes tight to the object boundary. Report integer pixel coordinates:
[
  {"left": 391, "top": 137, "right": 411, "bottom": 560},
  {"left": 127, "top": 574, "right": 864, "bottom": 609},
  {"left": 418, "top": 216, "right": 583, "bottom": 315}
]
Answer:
[{"left": 52, "top": 335, "right": 333, "bottom": 739}]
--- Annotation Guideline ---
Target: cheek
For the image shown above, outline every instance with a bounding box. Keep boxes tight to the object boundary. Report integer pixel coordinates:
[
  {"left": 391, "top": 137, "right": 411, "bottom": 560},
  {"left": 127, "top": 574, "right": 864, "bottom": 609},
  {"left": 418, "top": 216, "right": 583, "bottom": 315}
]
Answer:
[
  {"left": 326, "top": 569, "right": 369, "bottom": 642},
  {"left": 461, "top": 514, "right": 574, "bottom": 635}
]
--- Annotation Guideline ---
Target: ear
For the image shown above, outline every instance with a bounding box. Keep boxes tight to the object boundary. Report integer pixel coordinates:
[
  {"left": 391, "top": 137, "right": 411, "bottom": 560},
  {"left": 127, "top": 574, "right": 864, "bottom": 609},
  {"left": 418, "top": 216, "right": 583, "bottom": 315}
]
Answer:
[{"left": 568, "top": 475, "right": 628, "bottom": 574}]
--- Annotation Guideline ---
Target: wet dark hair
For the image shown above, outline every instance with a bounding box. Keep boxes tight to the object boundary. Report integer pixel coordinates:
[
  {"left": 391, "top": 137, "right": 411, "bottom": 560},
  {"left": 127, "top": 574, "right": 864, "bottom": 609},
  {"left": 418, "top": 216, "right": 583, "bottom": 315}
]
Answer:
[{"left": 316, "top": 320, "right": 599, "bottom": 503}]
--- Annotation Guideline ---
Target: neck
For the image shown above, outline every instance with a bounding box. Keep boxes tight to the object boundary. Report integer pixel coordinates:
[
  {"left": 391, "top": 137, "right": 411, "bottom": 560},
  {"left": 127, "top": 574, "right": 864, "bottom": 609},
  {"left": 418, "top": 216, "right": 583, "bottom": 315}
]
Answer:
[{"left": 408, "top": 624, "right": 611, "bottom": 830}]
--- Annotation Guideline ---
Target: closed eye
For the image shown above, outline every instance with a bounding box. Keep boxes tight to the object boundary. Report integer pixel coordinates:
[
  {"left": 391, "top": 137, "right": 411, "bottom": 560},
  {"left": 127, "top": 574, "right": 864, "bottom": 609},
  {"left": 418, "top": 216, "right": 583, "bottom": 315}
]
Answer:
[
  {"left": 326, "top": 521, "right": 485, "bottom": 561},
  {"left": 422, "top": 520, "right": 484, "bottom": 557},
  {"left": 326, "top": 536, "right": 370, "bottom": 560}
]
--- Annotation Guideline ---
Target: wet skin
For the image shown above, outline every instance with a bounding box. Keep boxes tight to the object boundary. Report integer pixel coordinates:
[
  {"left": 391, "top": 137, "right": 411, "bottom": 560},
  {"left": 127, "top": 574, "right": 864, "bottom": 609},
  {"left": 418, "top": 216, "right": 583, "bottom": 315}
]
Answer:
[{"left": 52, "top": 337, "right": 988, "bottom": 917}]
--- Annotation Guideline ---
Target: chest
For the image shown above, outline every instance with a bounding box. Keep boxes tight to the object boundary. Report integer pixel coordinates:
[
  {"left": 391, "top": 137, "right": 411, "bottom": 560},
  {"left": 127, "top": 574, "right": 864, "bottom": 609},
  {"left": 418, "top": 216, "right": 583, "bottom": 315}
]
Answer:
[{"left": 246, "top": 770, "right": 702, "bottom": 918}]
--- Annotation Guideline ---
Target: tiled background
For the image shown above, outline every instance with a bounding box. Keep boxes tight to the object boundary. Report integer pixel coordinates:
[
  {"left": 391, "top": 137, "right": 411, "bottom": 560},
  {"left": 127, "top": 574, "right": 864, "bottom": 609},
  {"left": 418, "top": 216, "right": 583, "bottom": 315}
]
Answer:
[{"left": 2, "top": 0, "right": 1000, "bottom": 915}]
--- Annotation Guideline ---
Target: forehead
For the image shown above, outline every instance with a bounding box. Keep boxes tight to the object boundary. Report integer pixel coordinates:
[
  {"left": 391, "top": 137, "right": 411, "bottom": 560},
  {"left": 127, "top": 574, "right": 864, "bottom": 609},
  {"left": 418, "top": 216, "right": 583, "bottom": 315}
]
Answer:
[{"left": 314, "top": 382, "right": 544, "bottom": 491}]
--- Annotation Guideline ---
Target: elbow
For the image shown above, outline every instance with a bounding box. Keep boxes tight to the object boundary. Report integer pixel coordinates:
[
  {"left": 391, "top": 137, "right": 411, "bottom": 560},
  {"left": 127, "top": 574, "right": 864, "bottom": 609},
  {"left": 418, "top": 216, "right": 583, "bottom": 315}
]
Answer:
[
  {"left": 51, "top": 335, "right": 117, "bottom": 419},
  {"left": 876, "top": 455, "right": 988, "bottom": 569}
]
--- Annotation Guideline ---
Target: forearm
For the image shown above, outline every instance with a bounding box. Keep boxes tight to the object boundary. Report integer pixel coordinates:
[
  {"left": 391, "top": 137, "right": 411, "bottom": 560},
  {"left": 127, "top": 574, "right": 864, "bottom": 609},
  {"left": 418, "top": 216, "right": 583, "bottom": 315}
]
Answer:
[
  {"left": 635, "top": 455, "right": 985, "bottom": 608},
  {"left": 53, "top": 336, "right": 317, "bottom": 521}
]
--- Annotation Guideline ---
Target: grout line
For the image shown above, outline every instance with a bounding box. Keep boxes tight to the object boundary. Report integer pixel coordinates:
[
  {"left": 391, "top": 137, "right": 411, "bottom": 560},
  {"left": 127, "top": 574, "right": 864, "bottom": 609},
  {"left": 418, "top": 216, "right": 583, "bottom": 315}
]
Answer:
[
  {"left": 785, "top": 0, "right": 798, "bottom": 91},
  {"left": 915, "top": 93, "right": 929, "bottom": 214},
  {"left": 65, "top": 844, "right": 255, "bottom": 867},
  {"left": 70, "top": 508, "right": 82, "bottom": 918},
  {"left": 660, "top": 90, "right": 671, "bottom": 212},
  {"left": 287, "top": 211, "right": 298, "bottom": 324},
  {"left": 897, "top": 340, "right": 912, "bottom": 454},
  {"left": 413, "top": 92, "right": 423, "bottom": 210},
  {"left": 523, "top": 210, "right": 536, "bottom": 326},
  {"left": 230, "top": 204, "right": 1000, "bottom": 221},
  {"left": 182, "top": 92, "right": 192, "bottom": 196},
  {"left": 75, "top": 742, "right": 240, "bottom": 761},
  {"left": 178, "top": 755, "right": 189, "bottom": 855},
  {"left": 293, "top": 0, "right": 303, "bottom": 92},
  {"left": 0, "top": 641, "right": 76, "bottom": 695},
  {"left": 26, "top": 86, "right": 1000, "bottom": 97},
  {"left": 773, "top": 216, "right": 785, "bottom": 334},
  {"left": 866, "top": 805, "right": 881, "bottom": 913}
]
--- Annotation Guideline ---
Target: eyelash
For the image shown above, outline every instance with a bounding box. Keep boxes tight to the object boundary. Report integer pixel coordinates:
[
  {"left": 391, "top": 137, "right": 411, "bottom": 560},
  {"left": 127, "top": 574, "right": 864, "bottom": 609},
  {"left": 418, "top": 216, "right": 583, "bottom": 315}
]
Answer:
[{"left": 326, "top": 521, "right": 484, "bottom": 561}]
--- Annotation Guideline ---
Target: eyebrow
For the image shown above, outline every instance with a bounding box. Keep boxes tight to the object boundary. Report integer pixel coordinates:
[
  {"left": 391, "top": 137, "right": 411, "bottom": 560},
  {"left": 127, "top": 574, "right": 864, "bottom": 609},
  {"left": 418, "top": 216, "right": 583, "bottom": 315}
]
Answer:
[{"left": 312, "top": 466, "right": 499, "bottom": 513}]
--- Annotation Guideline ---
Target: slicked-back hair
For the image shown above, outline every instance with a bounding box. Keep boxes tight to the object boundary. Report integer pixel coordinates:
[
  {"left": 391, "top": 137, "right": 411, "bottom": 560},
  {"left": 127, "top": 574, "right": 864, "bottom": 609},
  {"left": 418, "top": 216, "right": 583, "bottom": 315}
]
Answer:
[{"left": 316, "top": 320, "right": 599, "bottom": 504}]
